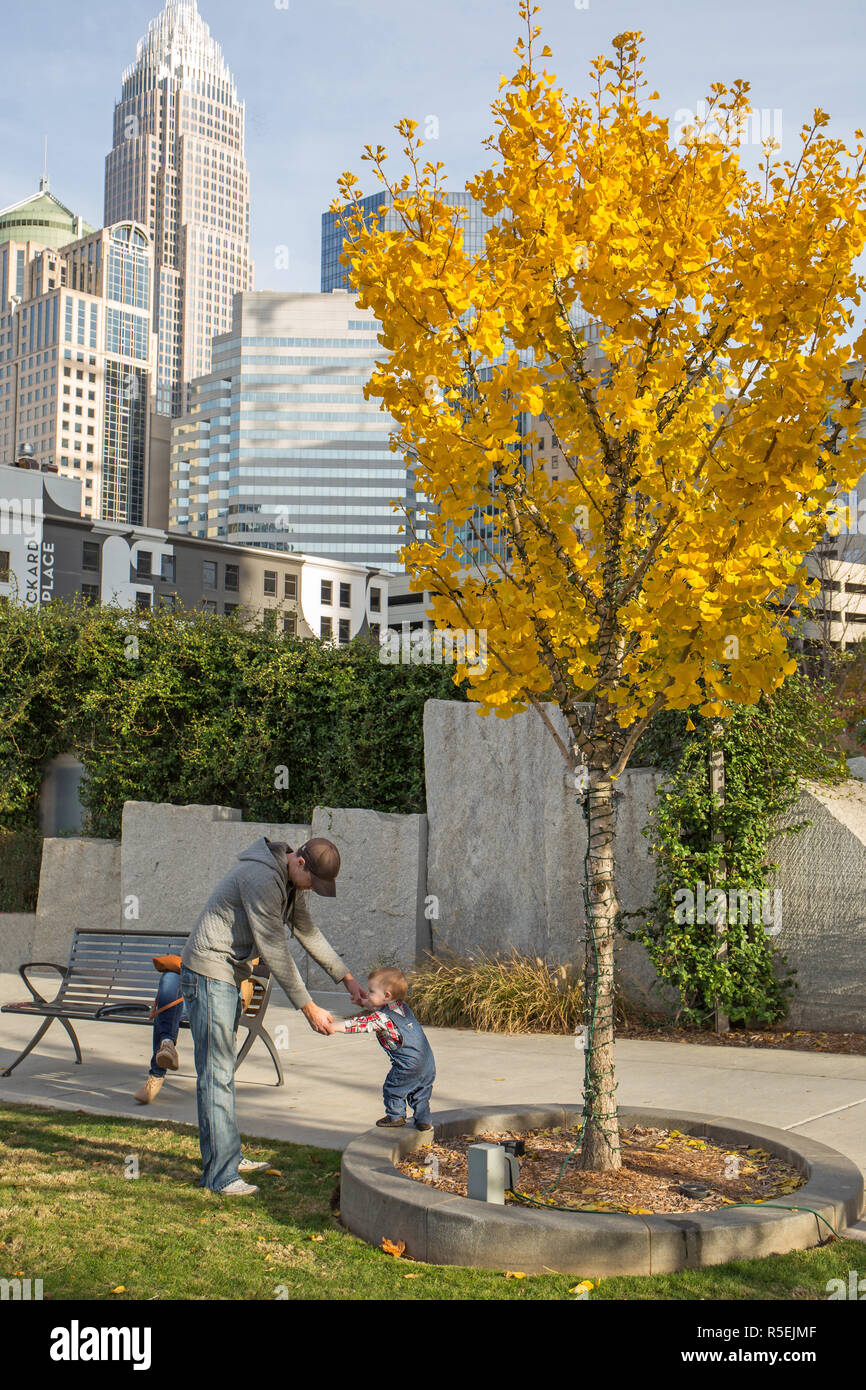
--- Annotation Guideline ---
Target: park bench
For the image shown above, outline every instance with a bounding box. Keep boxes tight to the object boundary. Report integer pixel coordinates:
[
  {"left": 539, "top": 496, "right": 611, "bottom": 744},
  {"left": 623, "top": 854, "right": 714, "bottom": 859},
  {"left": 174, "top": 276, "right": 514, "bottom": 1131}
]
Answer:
[{"left": 1, "top": 928, "right": 284, "bottom": 1085}]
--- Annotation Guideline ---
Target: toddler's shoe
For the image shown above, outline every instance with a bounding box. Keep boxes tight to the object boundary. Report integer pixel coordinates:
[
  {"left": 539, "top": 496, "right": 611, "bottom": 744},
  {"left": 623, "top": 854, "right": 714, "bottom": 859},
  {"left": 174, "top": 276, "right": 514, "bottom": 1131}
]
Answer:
[
  {"left": 218, "top": 1179, "right": 259, "bottom": 1196},
  {"left": 238, "top": 1158, "right": 271, "bottom": 1173},
  {"left": 155, "top": 1038, "right": 179, "bottom": 1071},
  {"left": 376, "top": 1116, "right": 406, "bottom": 1127}
]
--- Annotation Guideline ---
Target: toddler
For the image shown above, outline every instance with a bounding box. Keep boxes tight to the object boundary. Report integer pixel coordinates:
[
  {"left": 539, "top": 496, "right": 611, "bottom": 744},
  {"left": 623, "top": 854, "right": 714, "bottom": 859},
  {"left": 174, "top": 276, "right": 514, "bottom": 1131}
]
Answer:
[{"left": 333, "top": 967, "right": 435, "bottom": 1130}]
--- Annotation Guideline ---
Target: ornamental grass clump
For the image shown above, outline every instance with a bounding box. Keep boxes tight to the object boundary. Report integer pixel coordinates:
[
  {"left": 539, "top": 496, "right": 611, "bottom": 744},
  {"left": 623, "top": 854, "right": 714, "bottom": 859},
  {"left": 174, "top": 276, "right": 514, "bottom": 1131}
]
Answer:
[{"left": 409, "top": 950, "right": 629, "bottom": 1034}]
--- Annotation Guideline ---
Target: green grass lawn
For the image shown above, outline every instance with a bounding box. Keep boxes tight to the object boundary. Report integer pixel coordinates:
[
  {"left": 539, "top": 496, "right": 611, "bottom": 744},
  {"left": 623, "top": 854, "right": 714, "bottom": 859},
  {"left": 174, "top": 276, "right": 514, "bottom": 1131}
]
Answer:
[{"left": 0, "top": 1101, "right": 860, "bottom": 1301}]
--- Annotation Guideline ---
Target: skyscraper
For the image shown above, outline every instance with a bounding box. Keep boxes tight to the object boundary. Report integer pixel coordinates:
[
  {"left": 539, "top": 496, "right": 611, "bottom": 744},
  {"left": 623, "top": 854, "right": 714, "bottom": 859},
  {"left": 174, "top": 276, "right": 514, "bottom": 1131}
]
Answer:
[
  {"left": 321, "top": 190, "right": 494, "bottom": 293},
  {"left": 170, "top": 290, "right": 417, "bottom": 570},
  {"left": 104, "top": 0, "right": 253, "bottom": 418},
  {"left": 0, "top": 216, "right": 156, "bottom": 524}
]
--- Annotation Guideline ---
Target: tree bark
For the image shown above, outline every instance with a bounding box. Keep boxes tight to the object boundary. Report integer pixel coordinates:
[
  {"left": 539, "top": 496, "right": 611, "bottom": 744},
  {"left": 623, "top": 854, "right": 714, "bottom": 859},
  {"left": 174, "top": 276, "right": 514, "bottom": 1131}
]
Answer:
[
  {"left": 579, "top": 770, "right": 622, "bottom": 1171},
  {"left": 709, "top": 728, "right": 729, "bottom": 1034}
]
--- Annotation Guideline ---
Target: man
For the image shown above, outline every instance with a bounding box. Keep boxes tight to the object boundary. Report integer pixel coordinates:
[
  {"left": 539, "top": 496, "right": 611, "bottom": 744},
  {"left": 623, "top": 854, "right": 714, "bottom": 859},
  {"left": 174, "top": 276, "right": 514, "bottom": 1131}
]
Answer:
[{"left": 180, "top": 836, "right": 367, "bottom": 1196}]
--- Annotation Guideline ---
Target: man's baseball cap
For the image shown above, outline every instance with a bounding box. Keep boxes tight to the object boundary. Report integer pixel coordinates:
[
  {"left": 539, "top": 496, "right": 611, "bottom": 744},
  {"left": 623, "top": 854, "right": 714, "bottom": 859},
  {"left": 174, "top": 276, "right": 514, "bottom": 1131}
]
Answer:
[{"left": 296, "top": 838, "right": 340, "bottom": 897}]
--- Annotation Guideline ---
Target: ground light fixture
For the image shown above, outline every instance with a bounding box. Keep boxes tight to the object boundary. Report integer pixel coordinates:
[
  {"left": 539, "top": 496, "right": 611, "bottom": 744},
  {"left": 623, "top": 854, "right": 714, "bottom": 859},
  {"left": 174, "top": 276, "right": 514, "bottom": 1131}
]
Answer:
[{"left": 467, "top": 1139, "right": 525, "bottom": 1203}]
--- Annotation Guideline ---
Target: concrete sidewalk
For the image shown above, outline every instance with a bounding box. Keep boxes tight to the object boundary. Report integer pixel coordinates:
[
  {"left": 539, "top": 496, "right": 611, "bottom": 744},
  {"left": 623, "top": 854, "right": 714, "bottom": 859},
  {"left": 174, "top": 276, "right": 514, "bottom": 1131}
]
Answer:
[{"left": 2, "top": 972, "right": 866, "bottom": 1182}]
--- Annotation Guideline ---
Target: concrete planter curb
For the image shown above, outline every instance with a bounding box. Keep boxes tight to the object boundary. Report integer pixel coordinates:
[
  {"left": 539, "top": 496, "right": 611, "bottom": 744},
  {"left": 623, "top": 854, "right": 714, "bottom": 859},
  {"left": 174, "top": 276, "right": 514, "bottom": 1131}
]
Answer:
[{"left": 340, "top": 1104, "right": 864, "bottom": 1275}]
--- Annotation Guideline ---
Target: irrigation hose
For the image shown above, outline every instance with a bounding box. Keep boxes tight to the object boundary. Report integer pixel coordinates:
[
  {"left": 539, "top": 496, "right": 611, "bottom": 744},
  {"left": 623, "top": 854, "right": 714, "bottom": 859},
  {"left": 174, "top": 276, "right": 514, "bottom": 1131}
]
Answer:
[{"left": 506, "top": 1187, "right": 840, "bottom": 1237}]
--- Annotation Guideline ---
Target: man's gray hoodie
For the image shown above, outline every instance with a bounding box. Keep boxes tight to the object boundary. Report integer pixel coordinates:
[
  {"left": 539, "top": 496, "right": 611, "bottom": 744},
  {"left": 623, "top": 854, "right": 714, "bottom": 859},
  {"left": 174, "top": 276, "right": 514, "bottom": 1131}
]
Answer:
[{"left": 181, "top": 837, "right": 349, "bottom": 1009}]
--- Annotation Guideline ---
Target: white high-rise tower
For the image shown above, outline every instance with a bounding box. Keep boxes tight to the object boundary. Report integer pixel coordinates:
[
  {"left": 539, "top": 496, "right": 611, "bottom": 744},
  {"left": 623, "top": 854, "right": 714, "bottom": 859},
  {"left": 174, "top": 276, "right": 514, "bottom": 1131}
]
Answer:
[{"left": 105, "top": 0, "right": 253, "bottom": 417}]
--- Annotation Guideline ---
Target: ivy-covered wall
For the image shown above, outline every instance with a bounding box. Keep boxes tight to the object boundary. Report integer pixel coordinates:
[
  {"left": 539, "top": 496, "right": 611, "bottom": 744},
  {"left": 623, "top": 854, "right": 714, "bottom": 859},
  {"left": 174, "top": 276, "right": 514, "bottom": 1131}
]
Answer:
[{"left": 0, "top": 601, "right": 467, "bottom": 843}]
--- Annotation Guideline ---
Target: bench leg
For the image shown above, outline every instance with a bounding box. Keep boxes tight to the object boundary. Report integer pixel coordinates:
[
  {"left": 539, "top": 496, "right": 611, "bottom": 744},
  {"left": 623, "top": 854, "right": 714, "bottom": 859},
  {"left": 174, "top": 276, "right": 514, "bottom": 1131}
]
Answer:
[
  {"left": 59, "top": 1017, "right": 83, "bottom": 1065},
  {"left": 0, "top": 1017, "right": 79, "bottom": 1078},
  {"left": 235, "top": 1021, "right": 284, "bottom": 1087}
]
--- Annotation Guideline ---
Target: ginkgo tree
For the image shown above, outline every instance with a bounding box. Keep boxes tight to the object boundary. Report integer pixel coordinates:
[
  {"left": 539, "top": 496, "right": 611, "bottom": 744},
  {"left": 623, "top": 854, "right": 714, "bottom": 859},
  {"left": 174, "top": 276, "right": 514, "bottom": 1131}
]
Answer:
[{"left": 333, "top": 3, "right": 866, "bottom": 1170}]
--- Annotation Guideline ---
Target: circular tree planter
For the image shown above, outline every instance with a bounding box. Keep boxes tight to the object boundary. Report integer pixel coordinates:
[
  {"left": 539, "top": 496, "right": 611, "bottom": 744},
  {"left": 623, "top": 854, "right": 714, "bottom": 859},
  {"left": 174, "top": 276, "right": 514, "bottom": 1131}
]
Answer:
[{"left": 340, "top": 1105, "right": 863, "bottom": 1275}]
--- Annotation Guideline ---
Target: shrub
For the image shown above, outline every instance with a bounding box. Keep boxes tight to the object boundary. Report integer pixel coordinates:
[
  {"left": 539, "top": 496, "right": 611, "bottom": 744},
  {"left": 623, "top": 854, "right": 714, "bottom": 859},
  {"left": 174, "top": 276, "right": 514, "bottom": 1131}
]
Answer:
[
  {"left": 0, "top": 830, "right": 43, "bottom": 912},
  {"left": 409, "top": 949, "right": 631, "bottom": 1034},
  {"left": 0, "top": 601, "right": 467, "bottom": 837}
]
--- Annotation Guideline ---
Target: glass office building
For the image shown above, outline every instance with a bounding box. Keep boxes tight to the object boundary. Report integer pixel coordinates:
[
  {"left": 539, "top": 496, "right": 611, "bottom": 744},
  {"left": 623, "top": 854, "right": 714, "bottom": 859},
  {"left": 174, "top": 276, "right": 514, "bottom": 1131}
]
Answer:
[
  {"left": 170, "top": 290, "right": 419, "bottom": 569},
  {"left": 0, "top": 219, "right": 156, "bottom": 525},
  {"left": 105, "top": 0, "right": 253, "bottom": 417},
  {"left": 322, "top": 189, "right": 494, "bottom": 292}
]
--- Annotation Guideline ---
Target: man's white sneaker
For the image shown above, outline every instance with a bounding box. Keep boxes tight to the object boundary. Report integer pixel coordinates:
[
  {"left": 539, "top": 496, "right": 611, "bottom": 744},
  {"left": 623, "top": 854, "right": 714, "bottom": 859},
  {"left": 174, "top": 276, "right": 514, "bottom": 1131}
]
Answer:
[
  {"left": 155, "top": 1038, "right": 179, "bottom": 1071},
  {"left": 238, "top": 1158, "right": 270, "bottom": 1173},
  {"left": 218, "top": 1179, "right": 259, "bottom": 1196},
  {"left": 133, "top": 1075, "right": 164, "bottom": 1104}
]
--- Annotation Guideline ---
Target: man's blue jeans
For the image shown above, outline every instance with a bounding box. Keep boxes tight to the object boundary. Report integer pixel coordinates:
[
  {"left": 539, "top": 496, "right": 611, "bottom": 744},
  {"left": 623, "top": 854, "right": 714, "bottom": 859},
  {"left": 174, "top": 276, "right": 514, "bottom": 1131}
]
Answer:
[
  {"left": 149, "top": 971, "right": 186, "bottom": 1078},
  {"left": 180, "top": 965, "right": 242, "bottom": 1192}
]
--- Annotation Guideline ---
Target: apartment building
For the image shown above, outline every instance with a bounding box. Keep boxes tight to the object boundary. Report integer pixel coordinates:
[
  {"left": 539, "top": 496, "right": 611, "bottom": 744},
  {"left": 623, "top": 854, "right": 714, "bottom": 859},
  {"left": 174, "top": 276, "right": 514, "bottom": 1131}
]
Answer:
[{"left": 0, "top": 461, "right": 387, "bottom": 639}]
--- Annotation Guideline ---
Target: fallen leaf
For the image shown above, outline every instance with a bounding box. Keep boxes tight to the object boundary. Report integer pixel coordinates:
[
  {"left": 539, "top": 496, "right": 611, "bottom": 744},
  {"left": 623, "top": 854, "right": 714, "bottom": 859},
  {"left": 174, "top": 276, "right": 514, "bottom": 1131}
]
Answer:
[
  {"left": 404, "top": 1272, "right": 422, "bottom": 1279},
  {"left": 504, "top": 1270, "right": 526, "bottom": 1279},
  {"left": 493, "top": 1077, "right": 506, "bottom": 1081},
  {"left": 265, "top": 1169, "right": 281, "bottom": 1176},
  {"left": 110, "top": 1285, "right": 126, "bottom": 1294},
  {"left": 381, "top": 1238, "right": 406, "bottom": 1258},
  {"left": 310, "top": 1234, "right": 325, "bottom": 1243}
]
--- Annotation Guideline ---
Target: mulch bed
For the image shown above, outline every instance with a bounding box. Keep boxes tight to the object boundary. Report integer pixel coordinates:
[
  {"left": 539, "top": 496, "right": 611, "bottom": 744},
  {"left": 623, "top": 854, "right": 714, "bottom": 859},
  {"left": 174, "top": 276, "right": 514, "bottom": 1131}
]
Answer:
[
  {"left": 617, "top": 1025, "right": 866, "bottom": 1055},
  {"left": 397, "top": 1125, "right": 806, "bottom": 1215}
]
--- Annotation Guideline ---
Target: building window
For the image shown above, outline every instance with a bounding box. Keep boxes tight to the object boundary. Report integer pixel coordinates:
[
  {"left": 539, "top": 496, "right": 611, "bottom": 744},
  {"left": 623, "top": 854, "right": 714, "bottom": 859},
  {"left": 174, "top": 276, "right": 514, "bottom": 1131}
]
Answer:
[
  {"left": 225, "top": 563, "right": 239, "bottom": 592},
  {"left": 224, "top": 602, "right": 239, "bottom": 616},
  {"left": 81, "top": 583, "right": 99, "bottom": 603},
  {"left": 369, "top": 623, "right": 380, "bottom": 643},
  {"left": 136, "top": 550, "right": 152, "bottom": 578},
  {"left": 263, "top": 609, "right": 276, "bottom": 631},
  {"left": 369, "top": 586, "right": 381, "bottom": 613},
  {"left": 0, "top": 550, "right": 9, "bottom": 582},
  {"left": 159, "top": 594, "right": 178, "bottom": 609},
  {"left": 201, "top": 599, "right": 217, "bottom": 613},
  {"left": 82, "top": 540, "right": 100, "bottom": 572},
  {"left": 135, "top": 591, "right": 152, "bottom": 611},
  {"left": 263, "top": 570, "right": 277, "bottom": 597},
  {"left": 284, "top": 573, "right": 297, "bottom": 599},
  {"left": 321, "top": 616, "right": 332, "bottom": 640},
  {"left": 202, "top": 560, "right": 217, "bottom": 588},
  {"left": 283, "top": 614, "right": 296, "bottom": 635},
  {"left": 338, "top": 618, "right": 351, "bottom": 645},
  {"left": 339, "top": 582, "right": 351, "bottom": 609},
  {"left": 160, "top": 554, "right": 176, "bottom": 583},
  {"left": 321, "top": 579, "right": 333, "bottom": 605}
]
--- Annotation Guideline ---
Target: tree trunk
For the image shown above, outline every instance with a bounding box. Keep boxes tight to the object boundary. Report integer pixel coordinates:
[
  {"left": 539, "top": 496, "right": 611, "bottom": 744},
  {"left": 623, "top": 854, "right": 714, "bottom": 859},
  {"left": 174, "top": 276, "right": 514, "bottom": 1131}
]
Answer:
[
  {"left": 579, "top": 771, "right": 622, "bottom": 1171},
  {"left": 709, "top": 729, "right": 729, "bottom": 1034}
]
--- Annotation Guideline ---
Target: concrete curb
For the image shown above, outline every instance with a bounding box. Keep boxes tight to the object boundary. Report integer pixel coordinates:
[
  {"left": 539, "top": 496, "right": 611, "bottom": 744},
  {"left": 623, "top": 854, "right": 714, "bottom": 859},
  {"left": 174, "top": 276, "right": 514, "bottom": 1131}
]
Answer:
[{"left": 340, "top": 1104, "right": 865, "bottom": 1275}]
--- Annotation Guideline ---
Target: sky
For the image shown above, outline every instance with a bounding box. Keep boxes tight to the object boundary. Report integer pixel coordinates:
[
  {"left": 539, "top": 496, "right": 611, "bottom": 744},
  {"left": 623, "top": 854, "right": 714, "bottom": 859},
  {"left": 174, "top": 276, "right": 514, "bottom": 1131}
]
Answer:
[{"left": 0, "top": 0, "right": 864, "bottom": 292}]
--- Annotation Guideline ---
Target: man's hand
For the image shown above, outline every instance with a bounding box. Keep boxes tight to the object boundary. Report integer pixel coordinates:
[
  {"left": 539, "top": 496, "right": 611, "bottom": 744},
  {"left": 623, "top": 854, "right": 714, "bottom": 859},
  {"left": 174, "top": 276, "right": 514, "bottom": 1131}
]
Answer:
[
  {"left": 302, "top": 1001, "right": 335, "bottom": 1034},
  {"left": 342, "top": 973, "right": 370, "bottom": 1007}
]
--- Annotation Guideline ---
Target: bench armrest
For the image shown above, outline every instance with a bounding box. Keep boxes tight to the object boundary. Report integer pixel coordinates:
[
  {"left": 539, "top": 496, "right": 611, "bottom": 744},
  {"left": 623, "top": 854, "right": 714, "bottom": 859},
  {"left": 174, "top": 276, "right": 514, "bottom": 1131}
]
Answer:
[{"left": 18, "top": 961, "right": 68, "bottom": 1006}]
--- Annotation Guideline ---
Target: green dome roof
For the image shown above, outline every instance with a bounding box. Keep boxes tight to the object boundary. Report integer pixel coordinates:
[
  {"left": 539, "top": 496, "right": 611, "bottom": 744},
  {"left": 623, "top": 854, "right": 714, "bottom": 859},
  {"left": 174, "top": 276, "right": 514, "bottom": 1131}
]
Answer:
[{"left": 0, "top": 185, "right": 94, "bottom": 250}]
